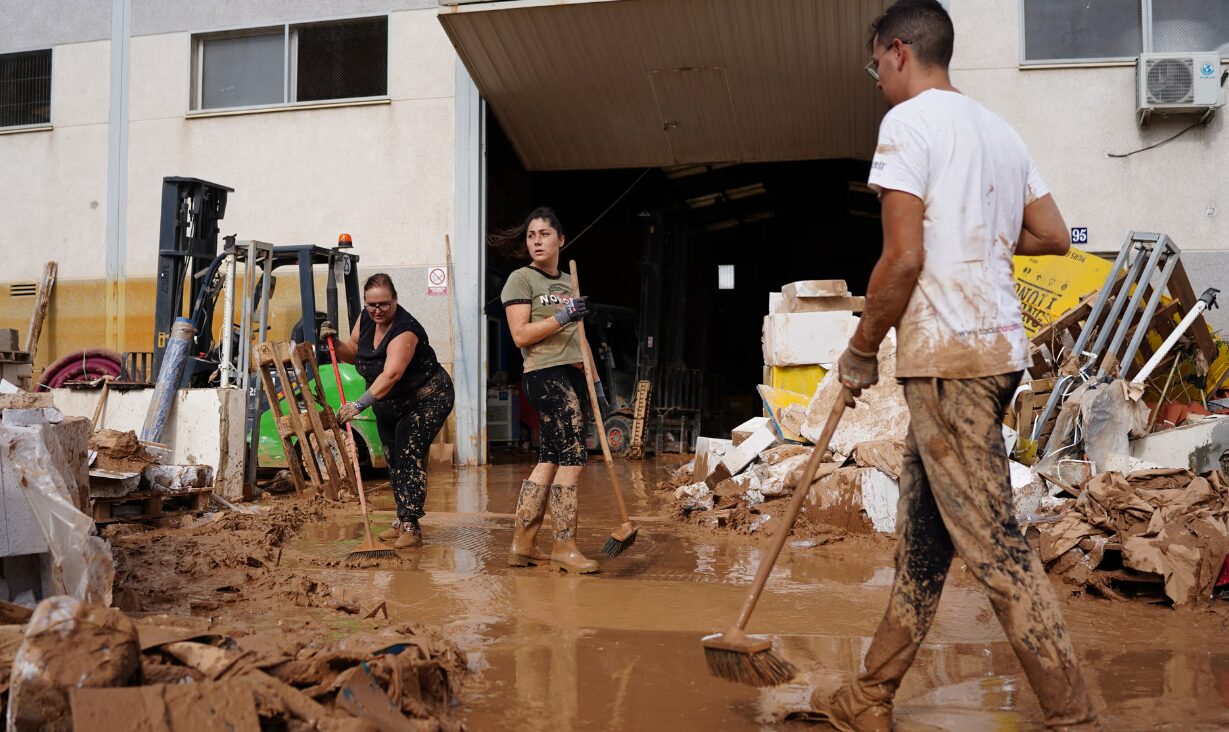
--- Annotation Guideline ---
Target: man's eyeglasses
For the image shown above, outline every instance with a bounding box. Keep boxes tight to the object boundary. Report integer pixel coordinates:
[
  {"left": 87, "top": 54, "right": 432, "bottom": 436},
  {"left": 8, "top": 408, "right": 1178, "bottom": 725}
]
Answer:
[
  {"left": 365, "top": 301, "right": 393, "bottom": 312},
  {"left": 865, "top": 38, "right": 912, "bottom": 82}
]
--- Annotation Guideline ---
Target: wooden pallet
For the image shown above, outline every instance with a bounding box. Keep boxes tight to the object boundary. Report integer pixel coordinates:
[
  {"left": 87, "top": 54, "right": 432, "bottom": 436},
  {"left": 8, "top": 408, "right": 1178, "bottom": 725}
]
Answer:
[
  {"left": 92, "top": 488, "right": 211, "bottom": 524},
  {"left": 1006, "top": 377, "right": 1058, "bottom": 463},
  {"left": 253, "top": 340, "right": 355, "bottom": 500}
]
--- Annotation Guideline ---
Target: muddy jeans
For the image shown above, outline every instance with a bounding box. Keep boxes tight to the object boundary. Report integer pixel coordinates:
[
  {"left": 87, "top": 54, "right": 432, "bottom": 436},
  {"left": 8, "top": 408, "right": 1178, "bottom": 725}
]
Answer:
[
  {"left": 374, "top": 368, "right": 455, "bottom": 525},
  {"left": 523, "top": 365, "right": 590, "bottom": 467},
  {"left": 852, "top": 373, "right": 1096, "bottom": 727}
]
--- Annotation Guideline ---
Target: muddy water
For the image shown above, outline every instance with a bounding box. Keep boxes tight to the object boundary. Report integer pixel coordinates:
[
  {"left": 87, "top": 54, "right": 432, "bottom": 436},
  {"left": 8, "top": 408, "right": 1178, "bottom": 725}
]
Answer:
[{"left": 291, "top": 459, "right": 1229, "bottom": 730}]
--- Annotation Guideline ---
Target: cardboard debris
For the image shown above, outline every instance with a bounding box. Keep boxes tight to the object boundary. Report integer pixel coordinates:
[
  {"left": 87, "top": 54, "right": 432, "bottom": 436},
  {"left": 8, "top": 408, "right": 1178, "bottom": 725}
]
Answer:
[
  {"left": 802, "top": 332, "right": 909, "bottom": 456},
  {"left": 852, "top": 440, "right": 906, "bottom": 481},
  {"left": 70, "top": 681, "right": 261, "bottom": 732},
  {"left": 1035, "top": 469, "right": 1229, "bottom": 606}
]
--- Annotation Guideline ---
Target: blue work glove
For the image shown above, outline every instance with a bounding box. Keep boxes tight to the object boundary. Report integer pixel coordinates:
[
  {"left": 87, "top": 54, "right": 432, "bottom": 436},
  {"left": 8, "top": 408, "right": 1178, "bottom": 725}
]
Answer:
[
  {"left": 594, "top": 380, "right": 611, "bottom": 419},
  {"left": 554, "top": 296, "right": 591, "bottom": 327}
]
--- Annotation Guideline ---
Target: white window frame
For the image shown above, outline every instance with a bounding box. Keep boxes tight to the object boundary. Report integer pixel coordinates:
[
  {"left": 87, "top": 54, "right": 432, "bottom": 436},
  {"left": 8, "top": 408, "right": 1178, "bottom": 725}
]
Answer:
[
  {"left": 0, "top": 46, "right": 54, "bottom": 134},
  {"left": 1018, "top": 0, "right": 1229, "bottom": 67},
  {"left": 188, "top": 14, "right": 390, "bottom": 115}
]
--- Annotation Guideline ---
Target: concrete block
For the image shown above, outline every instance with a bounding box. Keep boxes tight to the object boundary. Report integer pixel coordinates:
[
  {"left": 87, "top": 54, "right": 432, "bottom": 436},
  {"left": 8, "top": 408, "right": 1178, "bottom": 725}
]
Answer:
[
  {"left": 0, "top": 329, "right": 18, "bottom": 351},
  {"left": 720, "top": 424, "right": 778, "bottom": 477},
  {"left": 762, "top": 312, "right": 860, "bottom": 366},
  {"left": 0, "top": 393, "right": 49, "bottom": 411},
  {"left": 731, "top": 417, "right": 770, "bottom": 447},
  {"left": 1130, "top": 416, "right": 1229, "bottom": 473},
  {"left": 142, "top": 464, "right": 214, "bottom": 494}
]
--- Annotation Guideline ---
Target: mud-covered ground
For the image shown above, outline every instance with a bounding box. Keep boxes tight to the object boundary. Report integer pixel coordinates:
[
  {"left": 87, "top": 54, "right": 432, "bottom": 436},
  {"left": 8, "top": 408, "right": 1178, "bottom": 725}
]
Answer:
[{"left": 113, "top": 458, "right": 1229, "bottom": 730}]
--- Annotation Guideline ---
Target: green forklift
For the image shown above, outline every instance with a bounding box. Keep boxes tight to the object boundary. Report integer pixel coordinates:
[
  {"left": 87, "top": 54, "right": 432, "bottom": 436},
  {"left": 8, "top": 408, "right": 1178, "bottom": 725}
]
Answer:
[{"left": 151, "top": 177, "right": 386, "bottom": 494}]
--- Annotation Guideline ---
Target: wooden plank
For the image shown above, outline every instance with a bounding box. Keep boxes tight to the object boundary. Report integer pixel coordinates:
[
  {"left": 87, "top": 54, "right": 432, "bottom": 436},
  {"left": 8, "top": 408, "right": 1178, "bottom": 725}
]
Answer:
[
  {"left": 288, "top": 343, "right": 343, "bottom": 500},
  {"left": 24, "top": 261, "right": 57, "bottom": 359},
  {"left": 271, "top": 342, "right": 323, "bottom": 493},
  {"left": 1168, "top": 259, "right": 1217, "bottom": 362}
]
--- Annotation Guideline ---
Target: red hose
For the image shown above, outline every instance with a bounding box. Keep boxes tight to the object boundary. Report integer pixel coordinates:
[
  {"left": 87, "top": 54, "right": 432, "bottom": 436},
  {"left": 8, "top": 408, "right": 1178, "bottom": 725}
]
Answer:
[{"left": 37, "top": 349, "right": 123, "bottom": 391}]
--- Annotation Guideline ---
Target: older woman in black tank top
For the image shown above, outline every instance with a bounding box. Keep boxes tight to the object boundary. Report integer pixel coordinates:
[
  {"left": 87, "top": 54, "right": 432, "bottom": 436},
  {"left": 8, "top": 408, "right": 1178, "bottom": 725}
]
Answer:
[{"left": 323, "top": 273, "right": 454, "bottom": 548}]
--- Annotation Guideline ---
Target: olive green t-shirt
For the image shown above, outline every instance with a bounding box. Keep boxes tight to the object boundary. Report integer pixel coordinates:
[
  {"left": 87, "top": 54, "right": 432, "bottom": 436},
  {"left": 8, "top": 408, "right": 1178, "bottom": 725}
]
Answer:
[{"left": 500, "top": 266, "right": 584, "bottom": 373}]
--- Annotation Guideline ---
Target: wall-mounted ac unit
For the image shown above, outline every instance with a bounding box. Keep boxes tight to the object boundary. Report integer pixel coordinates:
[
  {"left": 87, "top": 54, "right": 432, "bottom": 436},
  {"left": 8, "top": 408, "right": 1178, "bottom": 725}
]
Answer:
[{"left": 1136, "top": 52, "right": 1223, "bottom": 126}]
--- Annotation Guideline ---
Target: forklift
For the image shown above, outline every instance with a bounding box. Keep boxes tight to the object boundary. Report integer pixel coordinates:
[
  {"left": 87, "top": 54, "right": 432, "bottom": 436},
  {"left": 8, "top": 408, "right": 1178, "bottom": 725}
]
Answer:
[{"left": 149, "top": 177, "right": 387, "bottom": 485}]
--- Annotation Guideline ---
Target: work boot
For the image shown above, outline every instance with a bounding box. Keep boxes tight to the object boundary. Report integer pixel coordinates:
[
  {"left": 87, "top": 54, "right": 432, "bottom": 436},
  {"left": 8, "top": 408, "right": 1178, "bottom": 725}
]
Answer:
[
  {"left": 393, "top": 521, "right": 422, "bottom": 549},
  {"left": 508, "top": 480, "right": 551, "bottom": 566},
  {"left": 808, "top": 684, "right": 892, "bottom": 732},
  {"left": 548, "top": 483, "right": 598, "bottom": 574},
  {"left": 378, "top": 521, "right": 402, "bottom": 542}
]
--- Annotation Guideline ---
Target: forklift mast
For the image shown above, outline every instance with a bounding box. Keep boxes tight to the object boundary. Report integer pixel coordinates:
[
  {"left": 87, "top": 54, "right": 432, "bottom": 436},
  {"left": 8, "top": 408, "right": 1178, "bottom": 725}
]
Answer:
[{"left": 153, "top": 177, "right": 233, "bottom": 377}]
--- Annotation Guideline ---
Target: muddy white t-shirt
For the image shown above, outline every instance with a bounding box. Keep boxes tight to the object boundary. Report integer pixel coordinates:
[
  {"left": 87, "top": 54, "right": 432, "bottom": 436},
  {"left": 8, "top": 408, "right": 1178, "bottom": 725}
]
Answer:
[{"left": 868, "top": 89, "right": 1047, "bottom": 379}]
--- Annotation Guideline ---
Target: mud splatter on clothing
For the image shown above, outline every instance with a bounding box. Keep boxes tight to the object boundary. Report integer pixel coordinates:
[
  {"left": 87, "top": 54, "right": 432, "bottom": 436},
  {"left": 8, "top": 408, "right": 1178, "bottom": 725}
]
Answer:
[
  {"left": 852, "top": 372, "right": 1097, "bottom": 728},
  {"left": 373, "top": 367, "right": 454, "bottom": 525},
  {"left": 523, "top": 365, "right": 589, "bottom": 467},
  {"left": 515, "top": 479, "right": 550, "bottom": 528}
]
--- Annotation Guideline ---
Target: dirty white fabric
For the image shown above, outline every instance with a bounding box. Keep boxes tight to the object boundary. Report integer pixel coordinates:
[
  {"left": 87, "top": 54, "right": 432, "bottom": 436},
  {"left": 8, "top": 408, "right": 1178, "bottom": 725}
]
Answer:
[{"left": 868, "top": 89, "right": 1047, "bottom": 379}]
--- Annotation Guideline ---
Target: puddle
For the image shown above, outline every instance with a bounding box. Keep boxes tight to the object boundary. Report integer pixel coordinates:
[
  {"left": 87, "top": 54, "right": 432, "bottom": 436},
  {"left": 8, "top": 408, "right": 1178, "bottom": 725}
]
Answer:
[{"left": 290, "top": 458, "right": 1229, "bottom": 730}]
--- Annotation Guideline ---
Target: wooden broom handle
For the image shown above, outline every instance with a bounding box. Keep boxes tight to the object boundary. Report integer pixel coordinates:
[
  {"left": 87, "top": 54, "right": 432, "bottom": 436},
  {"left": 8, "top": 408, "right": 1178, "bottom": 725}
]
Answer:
[
  {"left": 569, "top": 261, "right": 632, "bottom": 525},
  {"left": 734, "top": 388, "right": 852, "bottom": 631}
]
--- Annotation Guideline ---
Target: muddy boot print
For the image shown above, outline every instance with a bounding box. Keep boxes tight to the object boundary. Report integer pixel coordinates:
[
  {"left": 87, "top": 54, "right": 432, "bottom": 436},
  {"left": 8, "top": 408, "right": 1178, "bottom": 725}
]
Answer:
[
  {"left": 508, "top": 479, "right": 551, "bottom": 566},
  {"left": 549, "top": 483, "right": 597, "bottom": 574}
]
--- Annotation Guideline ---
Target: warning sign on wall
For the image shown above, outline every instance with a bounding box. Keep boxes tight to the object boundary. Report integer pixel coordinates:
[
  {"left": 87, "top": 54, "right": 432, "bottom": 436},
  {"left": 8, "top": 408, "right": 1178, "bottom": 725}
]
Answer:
[{"left": 427, "top": 266, "right": 448, "bottom": 296}]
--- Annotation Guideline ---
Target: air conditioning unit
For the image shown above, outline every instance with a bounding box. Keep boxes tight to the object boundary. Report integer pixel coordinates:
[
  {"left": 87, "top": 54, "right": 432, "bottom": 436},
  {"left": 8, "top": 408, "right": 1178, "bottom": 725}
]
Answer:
[{"left": 1136, "top": 52, "right": 1224, "bottom": 126}]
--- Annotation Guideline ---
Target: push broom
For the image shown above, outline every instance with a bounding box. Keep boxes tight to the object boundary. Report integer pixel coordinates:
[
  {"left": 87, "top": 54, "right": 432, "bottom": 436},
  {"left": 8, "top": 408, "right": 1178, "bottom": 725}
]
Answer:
[
  {"left": 569, "top": 260, "right": 639, "bottom": 557},
  {"left": 702, "top": 386, "right": 855, "bottom": 686},
  {"left": 327, "top": 335, "right": 396, "bottom": 560}
]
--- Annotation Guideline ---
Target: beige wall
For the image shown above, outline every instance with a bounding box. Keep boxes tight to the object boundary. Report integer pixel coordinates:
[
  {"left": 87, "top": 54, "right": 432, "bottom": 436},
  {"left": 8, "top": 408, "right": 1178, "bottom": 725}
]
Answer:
[
  {"left": 0, "top": 8, "right": 460, "bottom": 374},
  {"left": 951, "top": 0, "right": 1227, "bottom": 256}
]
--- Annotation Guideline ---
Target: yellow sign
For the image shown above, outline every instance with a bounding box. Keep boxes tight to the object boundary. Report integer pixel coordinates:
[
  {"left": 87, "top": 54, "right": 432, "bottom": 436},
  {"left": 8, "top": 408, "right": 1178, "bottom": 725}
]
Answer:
[{"left": 1013, "top": 247, "right": 1114, "bottom": 337}]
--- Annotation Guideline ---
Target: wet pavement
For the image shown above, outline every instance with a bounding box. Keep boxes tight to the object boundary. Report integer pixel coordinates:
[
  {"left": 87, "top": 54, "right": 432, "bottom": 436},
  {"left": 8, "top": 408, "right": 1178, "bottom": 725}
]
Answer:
[{"left": 289, "top": 459, "right": 1229, "bottom": 731}]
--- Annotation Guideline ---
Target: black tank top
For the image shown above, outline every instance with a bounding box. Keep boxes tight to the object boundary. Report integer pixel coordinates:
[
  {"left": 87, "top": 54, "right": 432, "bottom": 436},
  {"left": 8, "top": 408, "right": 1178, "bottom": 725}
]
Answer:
[{"left": 354, "top": 306, "right": 441, "bottom": 400}]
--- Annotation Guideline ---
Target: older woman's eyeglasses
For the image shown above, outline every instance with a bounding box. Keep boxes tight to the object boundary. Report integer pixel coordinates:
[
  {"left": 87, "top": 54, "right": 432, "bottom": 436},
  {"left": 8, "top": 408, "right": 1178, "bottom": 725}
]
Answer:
[{"left": 364, "top": 301, "right": 393, "bottom": 312}]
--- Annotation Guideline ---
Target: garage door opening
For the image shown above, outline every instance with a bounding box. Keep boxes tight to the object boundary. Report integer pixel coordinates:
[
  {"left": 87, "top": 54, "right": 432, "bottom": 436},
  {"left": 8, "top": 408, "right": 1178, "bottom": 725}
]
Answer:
[{"left": 483, "top": 112, "right": 883, "bottom": 459}]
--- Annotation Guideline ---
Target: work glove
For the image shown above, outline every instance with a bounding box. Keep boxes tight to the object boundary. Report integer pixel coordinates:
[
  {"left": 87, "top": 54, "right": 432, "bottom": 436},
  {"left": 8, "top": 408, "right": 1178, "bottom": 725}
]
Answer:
[
  {"left": 594, "top": 380, "right": 611, "bottom": 419},
  {"left": 319, "top": 321, "right": 339, "bottom": 342},
  {"left": 336, "top": 390, "right": 376, "bottom": 424},
  {"left": 553, "top": 296, "right": 591, "bottom": 327},
  {"left": 837, "top": 343, "right": 879, "bottom": 394}
]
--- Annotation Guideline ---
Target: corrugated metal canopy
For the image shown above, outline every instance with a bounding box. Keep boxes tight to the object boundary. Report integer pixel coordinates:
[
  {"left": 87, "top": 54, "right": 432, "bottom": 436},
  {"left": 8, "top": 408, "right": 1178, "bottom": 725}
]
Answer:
[{"left": 438, "top": 0, "right": 892, "bottom": 171}]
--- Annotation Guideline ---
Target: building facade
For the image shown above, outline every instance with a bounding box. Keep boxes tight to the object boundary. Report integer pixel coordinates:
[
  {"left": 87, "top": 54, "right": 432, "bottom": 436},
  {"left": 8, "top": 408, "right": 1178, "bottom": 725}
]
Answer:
[{"left": 1, "top": 0, "right": 1226, "bottom": 462}]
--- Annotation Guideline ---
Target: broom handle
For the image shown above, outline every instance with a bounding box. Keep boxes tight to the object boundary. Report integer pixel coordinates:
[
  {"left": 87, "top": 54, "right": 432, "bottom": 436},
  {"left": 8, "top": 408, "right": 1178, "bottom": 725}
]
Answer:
[
  {"left": 733, "top": 387, "right": 851, "bottom": 631},
  {"left": 569, "top": 260, "right": 632, "bottom": 525},
  {"left": 327, "top": 336, "right": 372, "bottom": 521}
]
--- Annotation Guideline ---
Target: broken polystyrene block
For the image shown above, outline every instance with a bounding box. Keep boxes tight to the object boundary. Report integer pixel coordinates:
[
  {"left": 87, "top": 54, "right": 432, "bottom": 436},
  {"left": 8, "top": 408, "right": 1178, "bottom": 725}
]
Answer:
[
  {"left": 720, "top": 425, "right": 778, "bottom": 477},
  {"left": 805, "top": 466, "right": 898, "bottom": 534},
  {"left": 762, "top": 313, "right": 859, "bottom": 367},
  {"left": 783, "top": 280, "right": 849, "bottom": 299},
  {"left": 786, "top": 295, "right": 866, "bottom": 314},
  {"left": 731, "top": 416, "right": 770, "bottom": 446},
  {"left": 694, "top": 436, "right": 732, "bottom": 479},
  {"left": 142, "top": 464, "right": 214, "bottom": 494},
  {"left": 802, "top": 332, "right": 908, "bottom": 455},
  {"left": 0, "top": 393, "right": 52, "bottom": 411}
]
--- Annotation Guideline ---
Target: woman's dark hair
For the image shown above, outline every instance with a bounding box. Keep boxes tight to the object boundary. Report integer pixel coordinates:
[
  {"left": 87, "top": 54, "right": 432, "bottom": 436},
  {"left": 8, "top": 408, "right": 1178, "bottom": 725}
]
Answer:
[
  {"left": 363, "top": 273, "right": 398, "bottom": 298},
  {"left": 489, "top": 206, "right": 565, "bottom": 259}
]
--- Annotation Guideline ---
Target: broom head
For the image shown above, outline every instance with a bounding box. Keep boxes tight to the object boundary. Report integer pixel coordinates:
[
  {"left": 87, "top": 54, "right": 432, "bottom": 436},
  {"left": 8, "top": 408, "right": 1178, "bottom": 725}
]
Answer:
[
  {"left": 702, "top": 629, "right": 797, "bottom": 687},
  {"left": 601, "top": 521, "right": 639, "bottom": 557}
]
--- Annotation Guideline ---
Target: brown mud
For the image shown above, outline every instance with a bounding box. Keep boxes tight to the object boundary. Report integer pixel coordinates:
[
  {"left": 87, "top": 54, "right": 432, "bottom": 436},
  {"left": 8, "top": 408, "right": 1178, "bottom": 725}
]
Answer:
[
  {"left": 101, "top": 457, "right": 1229, "bottom": 730},
  {"left": 276, "top": 459, "right": 1229, "bottom": 730}
]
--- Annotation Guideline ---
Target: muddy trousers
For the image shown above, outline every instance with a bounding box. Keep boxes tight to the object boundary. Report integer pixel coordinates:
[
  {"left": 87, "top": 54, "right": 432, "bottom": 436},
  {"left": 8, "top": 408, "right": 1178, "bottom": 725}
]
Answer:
[
  {"left": 851, "top": 373, "right": 1096, "bottom": 728},
  {"left": 374, "top": 370, "right": 455, "bottom": 525}
]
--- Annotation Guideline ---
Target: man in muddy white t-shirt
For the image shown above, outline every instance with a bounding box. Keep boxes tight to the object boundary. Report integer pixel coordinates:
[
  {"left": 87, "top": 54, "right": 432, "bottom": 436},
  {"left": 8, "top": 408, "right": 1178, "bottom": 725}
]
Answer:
[{"left": 811, "top": 2, "right": 1100, "bottom": 731}]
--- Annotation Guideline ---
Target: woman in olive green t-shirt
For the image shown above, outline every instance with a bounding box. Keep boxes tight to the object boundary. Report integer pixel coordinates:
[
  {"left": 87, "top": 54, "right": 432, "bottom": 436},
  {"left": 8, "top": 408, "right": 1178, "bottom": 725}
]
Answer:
[{"left": 499, "top": 207, "right": 609, "bottom": 574}]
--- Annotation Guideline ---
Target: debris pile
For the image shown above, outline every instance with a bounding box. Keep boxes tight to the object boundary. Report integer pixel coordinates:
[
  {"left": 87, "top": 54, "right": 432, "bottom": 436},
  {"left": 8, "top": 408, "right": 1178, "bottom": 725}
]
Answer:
[
  {"left": 0, "top": 594, "right": 466, "bottom": 731},
  {"left": 1032, "top": 468, "right": 1229, "bottom": 606},
  {"left": 87, "top": 428, "right": 215, "bottom": 525}
]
